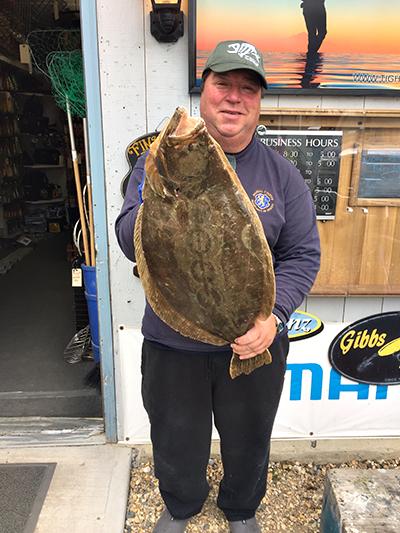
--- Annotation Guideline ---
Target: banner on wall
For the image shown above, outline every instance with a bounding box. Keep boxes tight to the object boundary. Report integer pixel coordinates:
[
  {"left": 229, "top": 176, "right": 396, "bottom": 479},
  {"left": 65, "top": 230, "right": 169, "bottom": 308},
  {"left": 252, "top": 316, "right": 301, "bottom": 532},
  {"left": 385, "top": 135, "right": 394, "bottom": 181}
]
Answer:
[
  {"left": 273, "top": 322, "right": 400, "bottom": 439},
  {"left": 118, "top": 320, "right": 400, "bottom": 443}
]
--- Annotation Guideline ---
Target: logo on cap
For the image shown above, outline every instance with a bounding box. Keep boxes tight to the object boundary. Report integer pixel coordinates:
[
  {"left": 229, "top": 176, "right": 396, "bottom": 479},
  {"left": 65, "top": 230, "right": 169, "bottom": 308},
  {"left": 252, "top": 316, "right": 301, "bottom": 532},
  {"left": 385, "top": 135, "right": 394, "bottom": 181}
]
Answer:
[{"left": 227, "top": 42, "right": 261, "bottom": 67}]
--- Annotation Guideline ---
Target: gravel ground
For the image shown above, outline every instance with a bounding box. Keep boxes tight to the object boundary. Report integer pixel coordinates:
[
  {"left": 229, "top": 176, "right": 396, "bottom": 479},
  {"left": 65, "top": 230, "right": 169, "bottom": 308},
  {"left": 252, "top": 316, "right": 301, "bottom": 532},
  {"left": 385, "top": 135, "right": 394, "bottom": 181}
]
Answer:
[{"left": 124, "top": 456, "right": 400, "bottom": 532}]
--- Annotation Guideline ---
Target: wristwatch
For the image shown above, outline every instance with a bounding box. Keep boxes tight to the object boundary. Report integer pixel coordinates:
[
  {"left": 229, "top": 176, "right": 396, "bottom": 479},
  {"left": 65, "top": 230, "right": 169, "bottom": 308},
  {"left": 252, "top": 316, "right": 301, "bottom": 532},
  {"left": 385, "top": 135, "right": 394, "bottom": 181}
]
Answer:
[{"left": 273, "top": 313, "right": 285, "bottom": 334}]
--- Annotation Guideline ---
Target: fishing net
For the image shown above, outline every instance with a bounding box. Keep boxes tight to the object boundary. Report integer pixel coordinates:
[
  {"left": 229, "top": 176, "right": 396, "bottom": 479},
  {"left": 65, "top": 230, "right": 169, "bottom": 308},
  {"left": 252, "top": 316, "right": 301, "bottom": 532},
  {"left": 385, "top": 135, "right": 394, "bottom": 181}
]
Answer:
[
  {"left": 46, "top": 50, "right": 86, "bottom": 117},
  {"left": 27, "top": 28, "right": 81, "bottom": 77},
  {"left": 27, "top": 29, "right": 85, "bottom": 116}
]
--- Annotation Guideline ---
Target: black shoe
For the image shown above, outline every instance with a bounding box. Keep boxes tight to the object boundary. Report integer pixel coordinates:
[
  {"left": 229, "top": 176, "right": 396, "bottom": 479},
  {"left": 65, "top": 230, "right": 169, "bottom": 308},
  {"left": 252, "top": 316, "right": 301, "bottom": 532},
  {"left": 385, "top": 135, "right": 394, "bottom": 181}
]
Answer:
[
  {"left": 229, "top": 517, "right": 261, "bottom": 532},
  {"left": 153, "top": 509, "right": 189, "bottom": 533}
]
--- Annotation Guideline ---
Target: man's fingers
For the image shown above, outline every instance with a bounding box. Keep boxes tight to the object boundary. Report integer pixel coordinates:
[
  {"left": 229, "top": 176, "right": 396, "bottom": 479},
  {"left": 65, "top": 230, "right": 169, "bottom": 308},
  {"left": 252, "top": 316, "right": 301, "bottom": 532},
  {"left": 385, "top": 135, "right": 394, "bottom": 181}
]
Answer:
[
  {"left": 231, "top": 341, "right": 267, "bottom": 357},
  {"left": 231, "top": 314, "right": 276, "bottom": 357},
  {"left": 231, "top": 340, "right": 258, "bottom": 353},
  {"left": 233, "top": 330, "right": 257, "bottom": 345}
]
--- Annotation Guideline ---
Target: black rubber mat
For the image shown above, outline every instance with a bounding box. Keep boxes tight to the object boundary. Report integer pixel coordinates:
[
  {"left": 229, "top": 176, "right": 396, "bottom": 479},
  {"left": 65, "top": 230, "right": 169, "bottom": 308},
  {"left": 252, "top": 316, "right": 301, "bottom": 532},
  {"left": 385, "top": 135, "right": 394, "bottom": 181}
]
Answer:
[{"left": 0, "top": 463, "right": 56, "bottom": 533}]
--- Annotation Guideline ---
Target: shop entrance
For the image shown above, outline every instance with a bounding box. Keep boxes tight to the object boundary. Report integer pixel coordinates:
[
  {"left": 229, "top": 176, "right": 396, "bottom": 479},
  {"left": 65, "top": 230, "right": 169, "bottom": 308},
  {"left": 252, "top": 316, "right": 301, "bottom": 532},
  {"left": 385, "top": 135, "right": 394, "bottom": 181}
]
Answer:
[{"left": 0, "top": 1, "right": 102, "bottom": 418}]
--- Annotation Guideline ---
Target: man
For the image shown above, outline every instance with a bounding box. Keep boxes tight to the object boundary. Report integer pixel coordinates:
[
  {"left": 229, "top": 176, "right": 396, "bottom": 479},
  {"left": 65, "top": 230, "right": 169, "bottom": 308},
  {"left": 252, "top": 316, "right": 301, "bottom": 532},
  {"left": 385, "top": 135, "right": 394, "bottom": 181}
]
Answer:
[
  {"left": 115, "top": 40, "right": 320, "bottom": 533},
  {"left": 301, "top": 0, "right": 327, "bottom": 54}
]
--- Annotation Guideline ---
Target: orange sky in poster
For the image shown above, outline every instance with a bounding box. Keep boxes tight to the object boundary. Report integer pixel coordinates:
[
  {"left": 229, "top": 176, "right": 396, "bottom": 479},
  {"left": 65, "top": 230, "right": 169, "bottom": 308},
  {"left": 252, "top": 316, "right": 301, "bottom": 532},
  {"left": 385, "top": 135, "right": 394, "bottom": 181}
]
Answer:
[{"left": 196, "top": 4, "right": 400, "bottom": 55}]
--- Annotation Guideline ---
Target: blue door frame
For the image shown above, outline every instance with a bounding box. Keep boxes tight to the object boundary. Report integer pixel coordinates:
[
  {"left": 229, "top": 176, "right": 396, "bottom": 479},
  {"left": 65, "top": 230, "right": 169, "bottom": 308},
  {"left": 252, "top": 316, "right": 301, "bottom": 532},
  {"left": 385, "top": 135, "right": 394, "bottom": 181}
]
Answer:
[{"left": 80, "top": 1, "right": 117, "bottom": 442}]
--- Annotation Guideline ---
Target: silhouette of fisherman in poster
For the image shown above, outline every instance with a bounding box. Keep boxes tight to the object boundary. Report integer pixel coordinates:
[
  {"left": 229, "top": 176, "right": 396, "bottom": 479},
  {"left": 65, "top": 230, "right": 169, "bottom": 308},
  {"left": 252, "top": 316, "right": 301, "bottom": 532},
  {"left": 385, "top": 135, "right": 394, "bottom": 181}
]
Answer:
[{"left": 301, "top": 0, "right": 327, "bottom": 54}]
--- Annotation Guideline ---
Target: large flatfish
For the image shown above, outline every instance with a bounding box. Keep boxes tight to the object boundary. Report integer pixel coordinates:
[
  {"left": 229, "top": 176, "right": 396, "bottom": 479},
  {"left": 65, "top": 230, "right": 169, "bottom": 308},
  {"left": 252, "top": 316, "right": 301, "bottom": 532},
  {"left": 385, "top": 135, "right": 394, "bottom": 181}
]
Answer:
[{"left": 134, "top": 107, "right": 275, "bottom": 378}]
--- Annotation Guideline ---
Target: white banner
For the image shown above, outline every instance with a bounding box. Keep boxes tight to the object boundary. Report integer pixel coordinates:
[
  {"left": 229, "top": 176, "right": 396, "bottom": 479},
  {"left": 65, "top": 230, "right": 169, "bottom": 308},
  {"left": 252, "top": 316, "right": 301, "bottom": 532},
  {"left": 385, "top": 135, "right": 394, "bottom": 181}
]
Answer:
[
  {"left": 117, "top": 324, "right": 400, "bottom": 443},
  {"left": 275, "top": 323, "right": 400, "bottom": 438}
]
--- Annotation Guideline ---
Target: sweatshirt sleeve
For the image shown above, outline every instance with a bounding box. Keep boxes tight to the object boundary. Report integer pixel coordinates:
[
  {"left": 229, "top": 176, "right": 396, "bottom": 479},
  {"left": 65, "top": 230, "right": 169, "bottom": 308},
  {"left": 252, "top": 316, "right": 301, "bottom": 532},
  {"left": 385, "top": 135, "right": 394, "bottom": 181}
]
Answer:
[
  {"left": 272, "top": 166, "right": 321, "bottom": 324},
  {"left": 115, "top": 154, "right": 147, "bottom": 262}
]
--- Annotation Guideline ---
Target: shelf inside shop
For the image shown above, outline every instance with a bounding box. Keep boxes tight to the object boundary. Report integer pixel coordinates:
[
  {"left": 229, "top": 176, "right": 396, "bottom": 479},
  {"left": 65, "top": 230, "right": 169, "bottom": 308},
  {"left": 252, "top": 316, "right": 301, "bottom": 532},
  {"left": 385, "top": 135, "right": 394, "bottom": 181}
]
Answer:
[
  {"left": 0, "top": 91, "right": 52, "bottom": 96},
  {"left": 0, "top": 53, "right": 29, "bottom": 73},
  {"left": 25, "top": 198, "right": 65, "bottom": 205},
  {"left": 1, "top": 200, "right": 22, "bottom": 206},
  {"left": 23, "top": 164, "right": 64, "bottom": 169}
]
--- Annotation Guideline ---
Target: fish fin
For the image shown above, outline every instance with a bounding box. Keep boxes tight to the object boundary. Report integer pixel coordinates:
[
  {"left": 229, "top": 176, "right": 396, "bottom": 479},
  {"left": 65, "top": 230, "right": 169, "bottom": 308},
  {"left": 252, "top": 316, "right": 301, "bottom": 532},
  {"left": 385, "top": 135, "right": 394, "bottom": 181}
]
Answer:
[
  {"left": 229, "top": 349, "right": 272, "bottom": 379},
  {"left": 134, "top": 205, "right": 226, "bottom": 346}
]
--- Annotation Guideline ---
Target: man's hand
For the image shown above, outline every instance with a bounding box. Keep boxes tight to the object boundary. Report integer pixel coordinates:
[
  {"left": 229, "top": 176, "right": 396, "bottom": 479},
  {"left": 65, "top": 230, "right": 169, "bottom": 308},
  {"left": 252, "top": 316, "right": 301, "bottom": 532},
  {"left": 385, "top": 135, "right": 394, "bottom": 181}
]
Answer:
[{"left": 230, "top": 314, "right": 277, "bottom": 359}]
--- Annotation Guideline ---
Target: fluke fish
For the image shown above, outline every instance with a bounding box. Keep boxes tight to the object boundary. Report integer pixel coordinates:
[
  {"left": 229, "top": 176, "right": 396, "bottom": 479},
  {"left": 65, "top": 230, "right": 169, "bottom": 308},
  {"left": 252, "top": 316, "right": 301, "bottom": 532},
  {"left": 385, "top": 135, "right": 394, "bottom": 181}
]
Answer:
[{"left": 134, "top": 107, "right": 276, "bottom": 378}]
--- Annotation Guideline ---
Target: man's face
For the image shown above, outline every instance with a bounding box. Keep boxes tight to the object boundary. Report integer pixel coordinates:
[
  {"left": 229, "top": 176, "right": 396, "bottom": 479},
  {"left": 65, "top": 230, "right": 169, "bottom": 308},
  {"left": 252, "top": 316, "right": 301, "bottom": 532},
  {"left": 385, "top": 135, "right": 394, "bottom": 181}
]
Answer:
[{"left": 200, "top": 69, "right": 262, "bottom": 153}]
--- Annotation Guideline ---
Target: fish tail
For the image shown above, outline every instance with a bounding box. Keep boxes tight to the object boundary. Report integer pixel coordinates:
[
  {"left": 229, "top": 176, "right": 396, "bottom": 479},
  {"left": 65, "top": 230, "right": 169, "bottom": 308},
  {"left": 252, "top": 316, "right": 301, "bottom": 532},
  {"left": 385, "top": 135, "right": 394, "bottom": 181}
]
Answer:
[{"left": 229, "top": 349, "right": 272, "bottom": 379}]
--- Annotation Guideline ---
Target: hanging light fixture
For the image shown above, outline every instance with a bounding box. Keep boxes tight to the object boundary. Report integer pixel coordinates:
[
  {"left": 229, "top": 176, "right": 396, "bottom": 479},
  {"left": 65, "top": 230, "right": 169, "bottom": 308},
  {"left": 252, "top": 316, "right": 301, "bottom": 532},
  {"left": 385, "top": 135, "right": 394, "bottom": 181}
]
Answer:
[{"left": 150, "top": 0, "right": 184, "bottom": 43}]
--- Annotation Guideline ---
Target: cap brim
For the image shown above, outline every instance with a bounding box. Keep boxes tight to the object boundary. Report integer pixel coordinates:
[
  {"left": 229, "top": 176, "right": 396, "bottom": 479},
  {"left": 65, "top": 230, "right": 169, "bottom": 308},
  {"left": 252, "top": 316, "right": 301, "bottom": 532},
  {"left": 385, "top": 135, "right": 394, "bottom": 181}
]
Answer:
[{"left": 203, "top": 62, "right": 267, "bottom": 89}]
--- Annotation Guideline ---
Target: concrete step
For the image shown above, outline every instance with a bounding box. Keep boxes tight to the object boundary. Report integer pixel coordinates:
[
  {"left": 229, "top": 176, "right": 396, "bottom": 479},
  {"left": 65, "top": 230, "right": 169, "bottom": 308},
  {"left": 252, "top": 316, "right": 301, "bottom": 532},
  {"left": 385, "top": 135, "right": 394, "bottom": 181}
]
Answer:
[
  {"left": 0, "top": 444, "right": 132, "bottom": 533},
  {"left": 0, "top": 389, "right": 102, "bottom": 417},
  {"left": 320, "top": 469, "right": 400, "bottom": 532},
  {"left": 0, "top": 417, "right": 105, "bottom": 447}
]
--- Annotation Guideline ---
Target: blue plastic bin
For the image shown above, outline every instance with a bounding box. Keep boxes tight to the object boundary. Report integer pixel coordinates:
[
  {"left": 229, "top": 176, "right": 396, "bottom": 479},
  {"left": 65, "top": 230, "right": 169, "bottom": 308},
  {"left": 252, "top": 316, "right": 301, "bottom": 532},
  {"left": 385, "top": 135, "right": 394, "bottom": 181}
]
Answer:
[{"left": 81, "top": 264, "right": 100, "bottom": 363}]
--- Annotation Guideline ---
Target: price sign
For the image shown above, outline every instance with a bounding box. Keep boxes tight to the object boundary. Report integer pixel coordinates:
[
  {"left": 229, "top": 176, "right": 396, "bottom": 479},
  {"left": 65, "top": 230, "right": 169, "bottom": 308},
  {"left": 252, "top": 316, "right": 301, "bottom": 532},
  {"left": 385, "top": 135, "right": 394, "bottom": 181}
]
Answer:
[{"left": 256, "top": 127, "right": 342, "bottom": 220}]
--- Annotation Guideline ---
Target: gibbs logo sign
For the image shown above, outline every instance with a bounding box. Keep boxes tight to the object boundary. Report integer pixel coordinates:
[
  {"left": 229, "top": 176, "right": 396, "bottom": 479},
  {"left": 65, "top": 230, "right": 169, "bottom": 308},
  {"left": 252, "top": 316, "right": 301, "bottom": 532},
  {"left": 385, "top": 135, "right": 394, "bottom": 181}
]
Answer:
[{"left": 329, "top": 311, "right": 400, "bottom": 385}]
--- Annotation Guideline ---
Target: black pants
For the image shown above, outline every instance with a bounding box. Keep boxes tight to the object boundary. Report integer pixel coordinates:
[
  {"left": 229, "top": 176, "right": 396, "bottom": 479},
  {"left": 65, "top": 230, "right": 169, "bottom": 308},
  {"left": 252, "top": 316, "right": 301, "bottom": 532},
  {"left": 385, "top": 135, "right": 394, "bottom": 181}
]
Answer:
[{"left": 141, "top": 335, "right": 289, "bottom": 521}]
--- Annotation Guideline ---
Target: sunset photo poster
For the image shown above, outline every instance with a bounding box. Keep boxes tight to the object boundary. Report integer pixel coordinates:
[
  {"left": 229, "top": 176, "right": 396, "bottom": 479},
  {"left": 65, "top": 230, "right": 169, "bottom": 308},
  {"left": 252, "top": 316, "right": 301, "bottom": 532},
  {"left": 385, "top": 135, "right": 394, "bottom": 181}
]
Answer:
[{"left": 189, "top": 0, "right": 400, "bottom": 94}]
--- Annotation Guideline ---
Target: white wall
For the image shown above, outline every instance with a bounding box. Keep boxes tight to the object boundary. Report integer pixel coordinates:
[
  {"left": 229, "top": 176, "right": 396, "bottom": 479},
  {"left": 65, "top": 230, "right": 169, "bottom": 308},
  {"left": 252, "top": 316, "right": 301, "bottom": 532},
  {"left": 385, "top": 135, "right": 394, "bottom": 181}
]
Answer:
[
  {"left": 96, "top": 0, "right": 400, "bottom": 442},
  {"left": 97, "top": 0, "right": 191, "bottom": 440}
]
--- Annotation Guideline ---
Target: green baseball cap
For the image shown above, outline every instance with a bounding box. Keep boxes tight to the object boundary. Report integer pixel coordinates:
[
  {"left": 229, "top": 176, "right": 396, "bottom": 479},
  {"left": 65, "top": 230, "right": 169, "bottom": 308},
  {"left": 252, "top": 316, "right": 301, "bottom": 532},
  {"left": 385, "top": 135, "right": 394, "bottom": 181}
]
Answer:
[{"left": 203, "top": 40, "right": 267, "bottom": 89}]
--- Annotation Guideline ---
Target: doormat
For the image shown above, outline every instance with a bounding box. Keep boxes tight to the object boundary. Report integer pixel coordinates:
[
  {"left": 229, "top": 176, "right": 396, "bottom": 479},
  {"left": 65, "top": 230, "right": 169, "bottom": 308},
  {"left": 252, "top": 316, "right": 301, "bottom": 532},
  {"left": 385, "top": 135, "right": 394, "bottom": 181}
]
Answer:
[{"left": 0, "top": 463, "right": 56, "bottom": 533}]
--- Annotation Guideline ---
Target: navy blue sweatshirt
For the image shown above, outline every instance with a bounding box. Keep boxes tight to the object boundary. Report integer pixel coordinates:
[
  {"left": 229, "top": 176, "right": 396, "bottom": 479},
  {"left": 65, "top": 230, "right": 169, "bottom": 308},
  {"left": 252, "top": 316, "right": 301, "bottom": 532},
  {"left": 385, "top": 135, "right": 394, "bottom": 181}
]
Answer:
[{"left": 115, "top": 136, "right": 320, "bottom": 351}]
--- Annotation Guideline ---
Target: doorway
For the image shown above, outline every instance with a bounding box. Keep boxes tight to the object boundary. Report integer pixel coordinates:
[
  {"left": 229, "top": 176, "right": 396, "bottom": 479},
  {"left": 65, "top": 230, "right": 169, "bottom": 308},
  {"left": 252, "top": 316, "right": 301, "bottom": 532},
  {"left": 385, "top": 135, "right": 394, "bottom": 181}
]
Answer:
[{"left": 0, "top": 1, "right": 102, "bottom": 418}]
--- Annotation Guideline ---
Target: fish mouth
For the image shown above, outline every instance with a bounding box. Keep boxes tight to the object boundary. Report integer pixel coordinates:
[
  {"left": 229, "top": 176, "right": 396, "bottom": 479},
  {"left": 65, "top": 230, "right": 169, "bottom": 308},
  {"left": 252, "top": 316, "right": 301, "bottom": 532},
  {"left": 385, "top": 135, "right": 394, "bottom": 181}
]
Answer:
[{"left": 165, "top": 107, "right": 206, "bottom": 143}]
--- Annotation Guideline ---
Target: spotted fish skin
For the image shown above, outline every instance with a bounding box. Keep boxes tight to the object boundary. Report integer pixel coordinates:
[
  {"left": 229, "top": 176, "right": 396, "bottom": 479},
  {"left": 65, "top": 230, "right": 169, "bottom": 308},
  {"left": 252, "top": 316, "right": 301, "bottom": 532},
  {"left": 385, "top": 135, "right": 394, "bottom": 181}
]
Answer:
[{"left": 134, "top": 107, "right": 276, "bottom": 378}]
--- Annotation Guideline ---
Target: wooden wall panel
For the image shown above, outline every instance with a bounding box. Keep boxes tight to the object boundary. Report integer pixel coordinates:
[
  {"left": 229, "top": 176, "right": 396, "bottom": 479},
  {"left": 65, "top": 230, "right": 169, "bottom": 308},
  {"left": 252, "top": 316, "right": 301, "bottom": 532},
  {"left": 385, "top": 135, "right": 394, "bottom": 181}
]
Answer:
[
  {"left": 312, "top": 129, "right": 368, "bottom": 293},
  {"left": 358, "top": 207, "right": 398, "bottom": 287},
  {"left": 388, "top": 209, "right": 400, "bottom": 290},
  {"left": 259, "top": 112, "right": 400, "bottom": 296}
]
